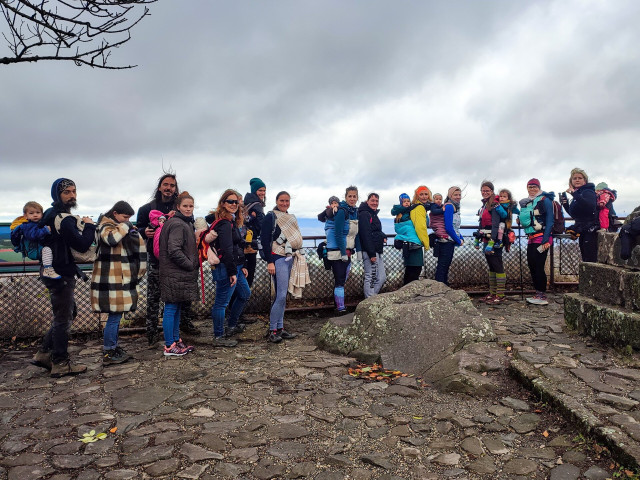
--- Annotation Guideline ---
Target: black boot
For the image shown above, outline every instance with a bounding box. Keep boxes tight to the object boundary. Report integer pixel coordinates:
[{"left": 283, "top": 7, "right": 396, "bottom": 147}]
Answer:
[{"left": 180, "top": 320, "right": 201, "bottom": 336}]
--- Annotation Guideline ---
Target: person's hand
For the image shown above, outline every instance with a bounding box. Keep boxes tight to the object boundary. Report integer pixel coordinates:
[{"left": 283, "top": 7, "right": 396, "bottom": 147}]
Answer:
[
  {"left": 341, "top": 255, "right": 349, "bottom": 262},
  {"left": 251, "top": 211, "right": 256, "bottom": 218},
  {"left": 242, "top": 267, "right": 248, "bottom": 277},
  {"left": 371, "top": 256, "right": 377, "bottom": 263},
  {"left": 267, "top": 262, "right": 275, "bottom": 275},
  {"left": 145, "top": 227, "right": 155, "bottom": 239},
  {"left": 45, "top": 225, "right": 51, "bottom": 233},
  {"left": 82, "top": 216, "right": 94, "bottom": 225},
  {"left": 474, "top": 244, "right": 480, "bottom": 250},
  {"left": 459, "top": 239, "right": 464, "bottom": 246},
  {"left": 542, "top": 242, "right": 551, "bottom": 251},
  {"left": 229, "top": 275, "right": 237, "bottom": 286}
]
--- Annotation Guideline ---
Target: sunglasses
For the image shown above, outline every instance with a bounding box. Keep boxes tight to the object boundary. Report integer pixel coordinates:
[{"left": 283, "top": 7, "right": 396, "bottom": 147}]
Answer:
[{"left": 225, "top": 199, "right": 239, "bottom": 205}]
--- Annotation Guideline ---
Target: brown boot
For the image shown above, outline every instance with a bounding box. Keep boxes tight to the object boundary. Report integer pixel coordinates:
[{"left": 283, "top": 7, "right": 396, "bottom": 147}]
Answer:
[
  {"left": 31, "top": 351, "right": 52, "bottom": 371},
  {"left": 50, "top": 359, "right": 87, "bottom": 378}
]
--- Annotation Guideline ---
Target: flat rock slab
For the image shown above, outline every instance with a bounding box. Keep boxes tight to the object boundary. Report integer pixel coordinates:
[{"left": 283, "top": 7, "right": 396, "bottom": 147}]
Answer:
[
  {"left": 112, "top": 387, "right": 174, "bottom": 413},
  {"left": 121, "top": 445, "right": 174, "bottom": 467}
]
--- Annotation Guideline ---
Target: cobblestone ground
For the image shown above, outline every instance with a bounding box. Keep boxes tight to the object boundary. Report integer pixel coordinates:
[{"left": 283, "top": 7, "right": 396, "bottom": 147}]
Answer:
[{"left": 0, "top": 294, "right": 636, "bottom": 480}]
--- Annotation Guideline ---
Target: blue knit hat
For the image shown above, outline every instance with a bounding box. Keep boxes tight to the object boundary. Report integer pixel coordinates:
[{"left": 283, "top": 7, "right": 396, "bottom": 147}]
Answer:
[
  {"left": 399, "top": 193, "right": 410, "bottom": 202},
  {"left": 250, "top": 178, "right": 266, "bottom": 194},
  {"left": 50, "top": 178, "right": 75, "bottom": 204}
]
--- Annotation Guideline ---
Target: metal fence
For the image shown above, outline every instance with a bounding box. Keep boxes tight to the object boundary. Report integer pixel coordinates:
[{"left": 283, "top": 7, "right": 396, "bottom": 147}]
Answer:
[{"left": 0, "top": 226, "right": 581, "bottom": 339}]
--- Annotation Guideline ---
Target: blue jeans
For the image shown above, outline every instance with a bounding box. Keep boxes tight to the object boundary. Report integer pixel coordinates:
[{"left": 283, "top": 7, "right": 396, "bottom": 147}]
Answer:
[
  {"left": 103, "top": 312, "right": 122, "bottom": 350},
  {"left": 162, "top": 302, "right": 182, "bottom": 347},
  {"left": 435, "top": 241, "right": 455, "bottom": 285},
  {"left": 211, "top": 264, "right": 251, "bottom": 338},
  {"left": 270, "top": 256, "right": 293, "bottom": 330}
]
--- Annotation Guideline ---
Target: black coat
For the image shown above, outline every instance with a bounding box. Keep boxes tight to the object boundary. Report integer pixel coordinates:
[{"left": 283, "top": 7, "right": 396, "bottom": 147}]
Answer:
[
  {"left": 243, "top": 192, "right": 265, "bottom": 237},
  {"left": 158, "top": 212, "right": 198, "bottom": 303},
  {"left": 136, "top": 198, "right": 175, "bottom": 265},
  {"left": 357, "top": 202, "right": 385, "bottom": 258},
  {"left": 213, "top": 218, "right": 245, "bottom": 278}
]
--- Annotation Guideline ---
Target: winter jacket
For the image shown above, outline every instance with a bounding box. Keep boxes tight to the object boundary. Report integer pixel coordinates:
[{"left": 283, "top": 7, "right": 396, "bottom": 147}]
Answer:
[
  {"left": 409, "top": 202, "right": 430, "bottom": 249},
  {"left": 430, "top": 205, "right": 447, "bottom": 240},
  {"left": 317, "top": 206, "right": 337, "bottom": 223},
  {"left": 243, "top": 192, "right": 265, "bottom": 238},
  {"left": 597, "top": 188, "right": 617, "bottom": 230},
  {"left": 518, "top": 192, "right": 555, "bottom": 244},
  {"left": 11, "top": 220, "right": 51, "bottom": 259},
  {"left": 212, "top": 217, "right": 245, "bottom": 278},
  {"left": 91, "top": 216, "right": 147, "bottom": 313},
  {"left": 443, "top": 203, "right": 463, "bottom": 245},
  {"left": 158, "top": 212, "right": 198, "bottom": 303},
  {"left": 478, "top": 197, "right": 505, "bottom": 242},
  {"left": 357, "top": 202, "right": 385, "bottom": 258},
  {"left": 326, "top": 202, "right": 360, "bottom": 255},
  {"left": 260, "top": 211, "right": 283, "bottom": 264},
  {"left": 562, "top": 183, "right": 597, "bottom": 231},
  {"left": 136, "top": 198, "right": 175, "bottom": 265}
]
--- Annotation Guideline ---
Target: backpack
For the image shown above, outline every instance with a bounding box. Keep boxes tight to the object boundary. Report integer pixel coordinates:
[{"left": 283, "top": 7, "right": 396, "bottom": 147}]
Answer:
[
  {"left": 520, "top": 196, "right": 564, "bottom": 235},
  {"left": 13, "top": 232, "right": 42, "bottom": 261},
  {"left": 258, "top": 212, "right": 277, "bottom": 261},
  {"left": 550, "top": 200, "right": 565, "bottom": 235},
  {"left": 316, "top": 241, "right": 331, "bottom": 270},
  {"left": 197, "top": 219, "right": 225, "bottom": 268},
  {"left": 620, "top": 217, "right": 640, "bottom": 260}
]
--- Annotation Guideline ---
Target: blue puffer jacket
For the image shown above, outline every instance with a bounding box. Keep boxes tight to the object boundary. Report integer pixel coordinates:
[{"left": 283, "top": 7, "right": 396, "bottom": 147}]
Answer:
[{"left": 325, "top": 201, "right": 358, "bottom": 255}]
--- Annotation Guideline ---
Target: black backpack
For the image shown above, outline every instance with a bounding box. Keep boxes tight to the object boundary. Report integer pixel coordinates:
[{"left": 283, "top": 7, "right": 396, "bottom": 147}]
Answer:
[
  {"left": 620, "top": 217, "right": 640, "bottom": 260},
  {"left": 316, "top": 241, "right": 331, "bottom": 270}
]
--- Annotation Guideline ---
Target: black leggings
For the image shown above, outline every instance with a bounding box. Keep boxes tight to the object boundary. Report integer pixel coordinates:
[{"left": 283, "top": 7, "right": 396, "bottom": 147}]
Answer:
[
  {"left": 331, "top": 259, "right": 350, "bottom": 288},
  {"left": 527, "top": 244, "right": 549, "bottom": 292},
  {"left": 484, "top": 249, "right": 504, "bottom": 274},
  {"left": 579, "top": 231, "right": 598, "bottom": 263}
]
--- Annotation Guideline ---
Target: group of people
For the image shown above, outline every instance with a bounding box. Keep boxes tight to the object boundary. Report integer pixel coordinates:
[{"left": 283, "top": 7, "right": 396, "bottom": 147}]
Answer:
[{"left": 11, "top": 167, "right": 615, "bottom": 377}]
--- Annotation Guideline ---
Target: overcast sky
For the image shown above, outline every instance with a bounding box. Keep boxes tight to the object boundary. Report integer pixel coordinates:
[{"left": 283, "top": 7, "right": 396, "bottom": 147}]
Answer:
[{"left": 1, "top": 0, "right": 638, "bottom": 225}]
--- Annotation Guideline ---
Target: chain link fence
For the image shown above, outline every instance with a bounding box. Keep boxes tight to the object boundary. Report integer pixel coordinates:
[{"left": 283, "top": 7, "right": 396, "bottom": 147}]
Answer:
[{"left": 0, "top": 227, "right": 581, "bottom": 339}]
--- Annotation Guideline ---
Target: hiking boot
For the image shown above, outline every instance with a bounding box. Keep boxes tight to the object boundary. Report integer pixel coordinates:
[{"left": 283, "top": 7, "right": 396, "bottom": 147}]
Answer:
[
  {"left": 267, "top": 331, "right": 283, "bottom": 343},
  {"left": 164, "top": 342, "right": 189, "bottom": 357},
  {"left": 177, "top": 339, "right": 195, "bottom": 353},
  {"left": 278, "top": 329, "right": 297, "bottom": 340},
  {"left": 334, "top": 308, "right": 348, "bottom": 316},
  {"left": 224, "top": 324, "right": 245, "bottom": 337},
  {"left": 147, "top": 331, "right": 160, "bottom": 347},
  {"left": 103, "top": 347, "right": 130, "bottom": 365},
  {"left": 180, "top": 321, "right": 201, "bottom": 336},
  {"left": 213, "top": 337, "right": 237, "bottom": 347},
  {"left": 51, "top": 359, "right": 87, "bottom": 378},
  {"left": 31, "top": 351, "right": 52, "bottom": 371},
  {"left": 42, "top": 265, "right": 61, "bottom": 280}
]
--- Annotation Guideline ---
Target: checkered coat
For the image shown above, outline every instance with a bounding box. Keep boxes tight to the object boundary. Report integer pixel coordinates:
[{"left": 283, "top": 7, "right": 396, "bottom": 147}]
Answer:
[{"left": 91, "top": 217, "right": 148, "bottom": 313}]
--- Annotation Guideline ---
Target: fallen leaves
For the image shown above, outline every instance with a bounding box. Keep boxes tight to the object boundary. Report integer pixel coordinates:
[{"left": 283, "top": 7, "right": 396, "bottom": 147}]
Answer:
[
  {"left": 79, "top": 430, "right": 107, "bottom": 443},
  {"left": 347, "top": 363, "right": 411, "bottom": 382}
]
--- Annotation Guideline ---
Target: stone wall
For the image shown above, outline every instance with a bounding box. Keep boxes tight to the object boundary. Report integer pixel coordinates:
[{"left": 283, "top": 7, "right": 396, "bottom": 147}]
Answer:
[{"left": 565, "top": 210, "right": 640, "bottom": 349}]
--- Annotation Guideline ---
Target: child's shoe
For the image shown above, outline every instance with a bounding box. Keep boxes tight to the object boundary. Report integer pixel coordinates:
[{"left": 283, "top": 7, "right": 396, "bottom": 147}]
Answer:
[
  {"left": 42, "top": 265, "right": 61, "bottom": 280},
  {"left": 177, "top": 339, "right": 195, "bottom": 353}
]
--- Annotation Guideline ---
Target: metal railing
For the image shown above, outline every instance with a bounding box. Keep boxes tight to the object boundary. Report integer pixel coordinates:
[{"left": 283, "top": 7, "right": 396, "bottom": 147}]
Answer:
[{"left": 0, "top": 225, "right": 583, "bottom": 339}]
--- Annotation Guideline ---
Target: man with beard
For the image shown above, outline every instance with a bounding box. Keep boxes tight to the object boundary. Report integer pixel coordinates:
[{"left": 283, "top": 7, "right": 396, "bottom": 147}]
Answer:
[
  {"left": 32, "top": 178, "right": 96, "bottom": 377},
  {"left": 137, "top": 173, "right": 200, "bottom": 345}
]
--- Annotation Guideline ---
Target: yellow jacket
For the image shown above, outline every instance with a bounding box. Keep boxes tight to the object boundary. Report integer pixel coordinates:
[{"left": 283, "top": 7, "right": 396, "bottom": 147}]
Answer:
[{"left": 410, "top": 203, "right": 430, "bottom": 250}]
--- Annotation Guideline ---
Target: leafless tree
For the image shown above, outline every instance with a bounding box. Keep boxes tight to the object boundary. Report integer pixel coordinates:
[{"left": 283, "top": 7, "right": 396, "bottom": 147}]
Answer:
[{"left": 0, "top": 0, "right": 155, "bottom": 69}]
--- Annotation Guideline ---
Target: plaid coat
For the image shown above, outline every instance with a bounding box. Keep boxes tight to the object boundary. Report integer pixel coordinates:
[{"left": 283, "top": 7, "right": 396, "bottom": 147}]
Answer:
[{"left": 91, "top": 217, "right": 148, "bottom": 313}]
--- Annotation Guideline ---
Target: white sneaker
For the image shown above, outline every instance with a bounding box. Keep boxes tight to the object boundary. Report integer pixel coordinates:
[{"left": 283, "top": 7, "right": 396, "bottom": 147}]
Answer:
[
  {"left": 42, "top": 266, "right": 61, "bottom": 279},
  {"left": 526, "top": 294, "right": 548, "bottom": 305}
]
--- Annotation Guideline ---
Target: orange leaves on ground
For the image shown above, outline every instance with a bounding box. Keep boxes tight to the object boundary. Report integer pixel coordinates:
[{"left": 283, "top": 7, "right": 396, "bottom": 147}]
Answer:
[
  {"left": 542, "top": 430, "right": 549, "bottom": 437},
  {"left": 347, "top": 363, "right": 412, "bottom": 382},
  {"left": 109, "top": 427, "right": 118, "bottom": 433}
]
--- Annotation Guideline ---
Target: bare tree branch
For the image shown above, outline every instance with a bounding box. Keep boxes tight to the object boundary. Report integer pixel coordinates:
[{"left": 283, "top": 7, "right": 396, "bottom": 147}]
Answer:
[{"left": 0, "top": 0, "right": 155, "bottom": 69}]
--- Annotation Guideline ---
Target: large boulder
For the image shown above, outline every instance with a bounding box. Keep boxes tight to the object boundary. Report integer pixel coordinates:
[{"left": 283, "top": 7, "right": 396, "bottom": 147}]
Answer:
[
  {"left": 598, "top": 205, "right": 640, "bottom": 269},
  {"left": 317, "top": 280, "right": 500, "bottom": 395}
]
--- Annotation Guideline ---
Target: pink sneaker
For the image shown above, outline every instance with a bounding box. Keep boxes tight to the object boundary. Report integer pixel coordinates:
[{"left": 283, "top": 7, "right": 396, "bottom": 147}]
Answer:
[
  {"left": 163, "top": 342, "right": 188, "bottom": 357},
  {"left": 177, "top": 339, "right": 195, "bottom": 353}
]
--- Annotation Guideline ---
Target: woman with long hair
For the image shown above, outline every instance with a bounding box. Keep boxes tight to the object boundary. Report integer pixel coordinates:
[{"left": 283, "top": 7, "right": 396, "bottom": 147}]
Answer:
[
  {"left": 208, "top": 189, "right": 251, "bottom": 347},
  {"left": 261, "top": 191, "right": 309, "bottom": 342},
  {"left": 91, "top": 200, "right": 147, "bottom": 365},
  {"left": 158, "top": 192, "right": 198, "bottom": 356}
]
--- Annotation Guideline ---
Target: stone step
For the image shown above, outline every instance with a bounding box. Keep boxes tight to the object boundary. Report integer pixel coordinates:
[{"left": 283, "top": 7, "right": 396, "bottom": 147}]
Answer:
[
  {"left": 598, "top": 231, "right": 640, "bottom": 269},
  {"left": 578, "top": 262, "right": 640, "bottom": 311},
  {"left": 564, "top": 293, "right": 640, "bottom": 349}
]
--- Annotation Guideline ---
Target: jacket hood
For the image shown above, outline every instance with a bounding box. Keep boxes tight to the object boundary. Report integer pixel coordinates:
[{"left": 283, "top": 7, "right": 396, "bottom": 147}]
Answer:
[
  {"left": 50, "top": 178, "right": 74, "bottom": 205},
  {"left": 575, "top": 182, "right": 595, "bottom": 192},
  {"left": 174, "top": 211, "right": 194, "bottom": 224},
  {"left": 149, "top": 209, "right": 166, "bottom": 226},
  {"left": 541, "top": 191, "right": 555, "bottom": 201},
  {"left": 358, "top": 201, "right": 379, "bottom": 215},
  {"left": 10, "top": 216, "right": 27, "bottom": 230}
]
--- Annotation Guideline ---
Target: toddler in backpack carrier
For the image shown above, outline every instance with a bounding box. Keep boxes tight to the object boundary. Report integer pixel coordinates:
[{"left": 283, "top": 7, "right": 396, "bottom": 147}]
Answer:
[{"left": 10, "top": 201, "right": 60, "bottom": 279}]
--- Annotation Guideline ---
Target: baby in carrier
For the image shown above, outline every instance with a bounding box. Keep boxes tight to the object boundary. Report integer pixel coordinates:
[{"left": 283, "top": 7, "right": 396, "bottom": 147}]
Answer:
[
  {"left": 595, "top": 182, "right": 619, "bottom": 232},
  {"left": 10, "top": 201, "right": 60, "bottom": 279},
  {"left": 486, "top": 189, "right": 519, "bottom": 253},
  {"left": 391, "top": 193, "right": 422, "bottom": 257}
]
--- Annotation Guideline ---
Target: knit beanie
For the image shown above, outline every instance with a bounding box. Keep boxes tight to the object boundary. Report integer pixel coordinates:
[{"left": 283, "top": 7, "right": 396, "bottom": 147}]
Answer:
[
  {"left": 51, "top": 178, "right": 75, "bottom": 204},
  {"left": 527, "top": 178, "right": 540, "bottom": 187},
  {"left": 399, "top": 193, "right": 410, "bottom": 202},
  {"left": 328, "top": 195, "right": 340, "bottom": 205},
  {"left": 570, "top": 168, "right": 588, "bottom": 185},
  {"left": 250, "top": 178, "right": 266, "bottom": 194},
  {"left": 447, "top": 186, "right": 461, "bottom": 199},
  {"left": 595, "top": 182, "right": 608, "bottom": 191}
]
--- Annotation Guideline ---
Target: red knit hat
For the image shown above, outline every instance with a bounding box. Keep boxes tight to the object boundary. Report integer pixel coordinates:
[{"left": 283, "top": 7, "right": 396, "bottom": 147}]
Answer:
[{"left": 527, "top": 178, "right": 541, "bottom": 187}]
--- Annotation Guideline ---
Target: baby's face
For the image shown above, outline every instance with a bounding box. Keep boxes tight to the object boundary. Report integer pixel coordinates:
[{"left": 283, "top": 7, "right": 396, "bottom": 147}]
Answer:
[
  {"left": 330, "top": 201, "right": 339, "bottom": 209},
  {"left": 499, "top": 192, "right": 510, "bottom": 203},
  {"left": 158, "top": 216, "right": 166, "bottom": 224},
  {"left": 25, "top": 208, "right": 42, "bottom": 222},
  {"left": 402, "top": 199, "right": 411, "bottom": 208},
  {"left": 434, "top": 196, "right": 443, "bottom": 206}
]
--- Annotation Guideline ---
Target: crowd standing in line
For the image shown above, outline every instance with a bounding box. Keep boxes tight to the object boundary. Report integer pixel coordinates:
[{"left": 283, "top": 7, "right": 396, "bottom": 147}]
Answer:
[{"left": 11, "top": 168, "right": 621, "bottom": 376}]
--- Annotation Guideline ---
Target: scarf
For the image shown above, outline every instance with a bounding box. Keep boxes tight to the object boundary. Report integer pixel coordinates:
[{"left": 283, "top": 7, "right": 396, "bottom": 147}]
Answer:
[{"left": 271, "top": 210, "right": 310, "bottom": 298}]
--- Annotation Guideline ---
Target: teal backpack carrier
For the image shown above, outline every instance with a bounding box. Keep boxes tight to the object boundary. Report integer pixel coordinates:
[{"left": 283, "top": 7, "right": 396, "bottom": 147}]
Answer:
[
  {"left": 16, "top": 237, "right": 43, "bottom": 261},
  {"left": 519, "top": 196, "right": 543, "bottom": 234}
]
